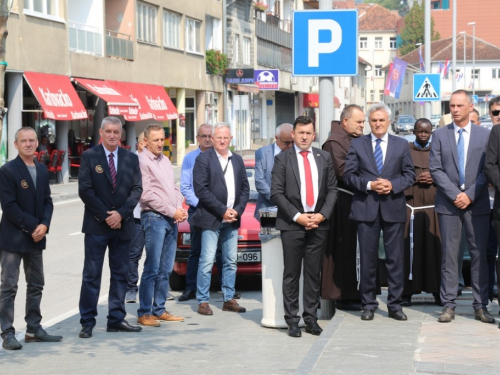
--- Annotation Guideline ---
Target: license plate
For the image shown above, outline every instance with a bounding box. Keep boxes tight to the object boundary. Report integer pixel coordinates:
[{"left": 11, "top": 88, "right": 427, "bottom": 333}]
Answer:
[{"left": 237, "top": 252, "right": 261, "bottom": 262}]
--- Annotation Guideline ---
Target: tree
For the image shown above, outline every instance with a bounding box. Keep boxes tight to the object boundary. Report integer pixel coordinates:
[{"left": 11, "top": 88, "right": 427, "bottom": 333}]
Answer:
[
  {"left": 398, "top": 2, "right": 441, "bottom": 56},
  {"left": 0, "top": 0, "right": 10, "bottom": 162}
]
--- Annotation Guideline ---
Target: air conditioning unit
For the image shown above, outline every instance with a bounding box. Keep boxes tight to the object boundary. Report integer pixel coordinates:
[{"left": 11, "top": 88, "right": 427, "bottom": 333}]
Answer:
[{"left": 205, "top": 92, "right": 215, "bottom": 106}]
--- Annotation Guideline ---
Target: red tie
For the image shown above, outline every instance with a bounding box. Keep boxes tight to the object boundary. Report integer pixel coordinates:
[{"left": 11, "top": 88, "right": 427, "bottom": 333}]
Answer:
[{"left": 299, "top": 151, "right": 314, "bottom": 207}]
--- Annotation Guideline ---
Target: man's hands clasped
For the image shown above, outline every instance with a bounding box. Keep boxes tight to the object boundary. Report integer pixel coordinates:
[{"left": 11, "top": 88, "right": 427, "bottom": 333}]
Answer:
[
  {"left": 297, "top": 213, "right": 324, "bottom": 230},
  {"left": 371, "top": 178, "right": 393, "bottom": 195},
  {"left": 223, "top": 208, "right": 239, "bottom": 223}
]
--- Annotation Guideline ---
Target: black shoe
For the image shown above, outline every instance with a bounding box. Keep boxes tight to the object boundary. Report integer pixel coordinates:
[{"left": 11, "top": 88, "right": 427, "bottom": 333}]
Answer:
[
  {"left": 25, "top": 327, "right": 63, "bottom": 342},
  {"left": 388, "top": 309, "right": 408, "bottom": 321},
  {"left": 177, "top": 290, "right": 196, "bottom": 302},
  {"left": 107, "top": 320, "right": 142, "bottom": 333},
  {"left": 79, "top": 326, "right": 93, "bottom": 339},
  {"left": 474, "top": 308, "right": 495, "bottom": 324},
  {"left": 2, "top": 334, "right": 22, "bottom": 350},
  {"left": 305, "top": 321, "right": 323, "bottom": 336},
  {"left": 335, "top": 299, "right": 362, "bottom": 311},
  {"left": 287, "top": 323, "right": 301, "bottom": 338},
  {"left": 234, "top": 292, "right": 241, "bottom": 300},
  {"left": 400, "top": 296, "right": 412, "bottom": 307},
  {"left": 361, "top": 309, "right": 375, "bottom": 321}
]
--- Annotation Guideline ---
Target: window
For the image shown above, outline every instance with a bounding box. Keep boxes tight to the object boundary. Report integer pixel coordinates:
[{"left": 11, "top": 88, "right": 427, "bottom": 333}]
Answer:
[
  {"left": 379, "top": 90, "right": 384, "bottom": 101},
  {"left": 359, "top": 37, "right": 367, "bottom": 49},
  {"left": 243, "top": 37, "right": 251, "bottom": 65},
  {"left": 205, "top": 16, "right": 222, "bottom": 51},
  {"left": 375, "top": 65, "right": 383, "bottom": 77},
  {"left": 137, "top": 2, "right": 158, "bottom": 44},
  {"left": 163, "top": 10, "right": 181, "bottom": 49},
  {"left": 370, "top": 90, "right": 374, "bottom": 102},
  {"left": 493, "top": 69, "right": 500, "bottom": 79},
  {"left": 185, "top": 97, "right": 196, "bottom": 145},
  {"left": 374, "top": 37, "right": 382, "bottom": 49},
  {"left": 471, "top": 69, "right": 479, "bottom": 80},
  {"left": 234, "top": 34, "right": 239, "bottom": 63},
  {"left": 25, "top": 0, "right": 59, "bottom": 17},
  {"left": 186, "top": 18, "right": 202, "bottom": 53},
  {"left": 390, "top": 37, "right": 397, "bottom": 49}
]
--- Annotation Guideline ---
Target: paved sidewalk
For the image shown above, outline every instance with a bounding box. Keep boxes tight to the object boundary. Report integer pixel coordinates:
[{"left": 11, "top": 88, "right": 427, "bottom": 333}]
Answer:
[{"left": 1, "top": 289, "right": 499, "bottom": 374}]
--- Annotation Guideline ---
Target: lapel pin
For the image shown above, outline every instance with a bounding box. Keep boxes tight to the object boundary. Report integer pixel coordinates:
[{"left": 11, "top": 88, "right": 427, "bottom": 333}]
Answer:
[
  {"left": 21, "top": 179, "right": 29, "bottom": 189},
  {"left": 95, "top": 165, "right": 104, "bottom": 173}
]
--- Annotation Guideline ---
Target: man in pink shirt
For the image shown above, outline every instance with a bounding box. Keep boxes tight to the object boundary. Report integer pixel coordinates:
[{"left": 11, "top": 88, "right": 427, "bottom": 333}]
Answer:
[{"left": 137, "top": 124, "right": 187, "bottom": 327}]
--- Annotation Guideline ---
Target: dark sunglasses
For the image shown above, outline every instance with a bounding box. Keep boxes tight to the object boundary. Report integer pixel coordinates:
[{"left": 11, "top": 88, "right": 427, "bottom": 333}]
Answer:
[
  {"left": 278, "top": 137, "right": 293, "bottom": 146},
  {"left": 197, "top": 134, "right": 211, "bottom": 138},
  {"left": 491, "top": 110, "right": 500, "bottom": 116}
]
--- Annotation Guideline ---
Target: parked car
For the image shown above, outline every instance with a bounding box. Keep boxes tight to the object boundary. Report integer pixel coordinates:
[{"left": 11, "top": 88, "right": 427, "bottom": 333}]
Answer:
[
  {"left": 430, "top": 114, "right": 441, "bottom": 129},
  {"left": 170, "top": 159, "right": 262, "bottom": 291},
  {"left": 393, "top": 115, "right": 416, "bottom": 134}
]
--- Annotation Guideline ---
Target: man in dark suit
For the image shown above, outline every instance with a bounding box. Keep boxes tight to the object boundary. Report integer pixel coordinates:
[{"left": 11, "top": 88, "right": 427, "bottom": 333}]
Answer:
[
  {"left": 78, "top": 116, "right": 143, "bottom": 338},
  {"left": 0, "top": 127, "right": 62, "bottom": 350},
  {"left": 344, "top": 104, "right": 415, "bottom": 321},
  {"left": 271, "top": 115, "right": 338, "bottom": 337},
  {"left": 192, "top": 123, "right": 250, "bottom": 316},
  {"left": 431, "top": 90, "right": 493, "bottom": 324},
  {"left": 254, "top": 123, "right": 293, "bottom": 221}
]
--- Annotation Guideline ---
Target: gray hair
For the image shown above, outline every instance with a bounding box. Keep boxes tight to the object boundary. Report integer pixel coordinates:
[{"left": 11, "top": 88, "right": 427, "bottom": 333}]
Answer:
[
  {"left": 144, "top": 124, "right": 164, "bottom": 138},
  {"left": 197, "top": 123, "right": 213, "bottom": 135},
  {"left": 340, "top": 104, "right": 364, "bottom": 123},
  {"left": 101, "top": 116, "right": 123, "bottom": 130},
  {"left": 14, "top": 126, "right": 37, "bottom": 142},
  {"left": 368, "top": 103, "right": 392, "bottom": 118},
  {"left": 275, "top": 123, "right": 293, "bottom": 137},
  {"left": 212, "top": 122, "right": 231, "bottom": 135}
]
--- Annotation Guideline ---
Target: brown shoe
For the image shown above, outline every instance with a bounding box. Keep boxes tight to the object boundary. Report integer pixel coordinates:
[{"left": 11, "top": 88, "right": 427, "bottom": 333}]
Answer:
[
  {"left": 154, "top": 311, "right": 184, "bottom": 322},
  {"left": 437, "top": 307, "right": 455, "bottom": 323},
  {"left": 198, "top": 302, "right": 213, "bottom": 315},
  {"left": 137, "top": 314, "right": 161, "bottom": 327},
  {"left": 222, "top": 299, "right": 246, "bottom": 313}
]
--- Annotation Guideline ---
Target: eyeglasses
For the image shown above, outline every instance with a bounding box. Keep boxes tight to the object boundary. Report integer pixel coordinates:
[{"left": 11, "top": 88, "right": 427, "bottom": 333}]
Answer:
[
  {"left": 278, "top": 137, "right": 293, "bottom": 146},
  {"left": 197, "top": 134, "right": 211, "bottom": 138},
  {"left": 491, "top": 110, "right": 500, "bottom": 116},
  {"left": 214, "top": 137, "right": 230, "bottom": 141}
]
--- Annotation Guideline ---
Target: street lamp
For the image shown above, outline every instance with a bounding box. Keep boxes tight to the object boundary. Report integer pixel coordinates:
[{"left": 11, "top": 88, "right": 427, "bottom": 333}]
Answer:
[
  {"left": 468, "top": 22, "right": 476, "bottom": 95},
  {"left": 459, "top": 31, "right": 466, "bottom": 89}
]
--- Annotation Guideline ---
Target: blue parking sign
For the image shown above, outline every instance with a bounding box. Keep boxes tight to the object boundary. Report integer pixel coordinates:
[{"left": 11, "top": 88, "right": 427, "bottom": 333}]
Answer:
[{"left": 292, "top": 10, "right": 358, "bottom": 77}]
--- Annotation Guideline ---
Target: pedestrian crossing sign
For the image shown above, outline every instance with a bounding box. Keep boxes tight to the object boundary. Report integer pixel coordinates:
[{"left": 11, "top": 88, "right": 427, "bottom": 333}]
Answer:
[{"left": 413, "top": 73, "right": 440, "bottom": 102}]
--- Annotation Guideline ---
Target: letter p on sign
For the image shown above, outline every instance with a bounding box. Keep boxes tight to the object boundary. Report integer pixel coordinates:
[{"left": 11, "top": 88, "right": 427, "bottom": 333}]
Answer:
[{"left": 308, "top": 19, "right": 342, "bottom": 68}]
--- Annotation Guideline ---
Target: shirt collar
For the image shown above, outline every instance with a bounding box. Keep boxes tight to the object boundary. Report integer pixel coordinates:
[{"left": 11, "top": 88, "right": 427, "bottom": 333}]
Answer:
[
  {"left": 103, "top": 145, "right": 118, "bottom": 158},
  {"left": 215, "top": 149, "right": 232, "bottom": 160},
  {"left": 293, "top": 144, "right": 312, "bottom": 154},
  {"left": 370, "top": 132, "right": 389, "bottom": 143},
  {"left": 413, "top": 140, "right": 430, "bottom": 148},
  {"left": 453, "top": 122, "right": 472, "bottom": 134},
  {"left": 142, "top": 146, "right": 163, "bottom": 161}
]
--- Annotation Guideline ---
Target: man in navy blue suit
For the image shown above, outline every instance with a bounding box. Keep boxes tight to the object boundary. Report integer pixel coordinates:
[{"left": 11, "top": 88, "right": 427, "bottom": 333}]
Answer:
[
  {"left": 191, "top": 123, "right": 250, "bottom": 316},
  {"left": 0, "top": 127, "right": 61, "bottom": 350},
  {"left": 344, "top": 104, "right": 415, "bottom": 321},
  {"left": 78, "top": 116, "right": 142, "bottom": 338}
]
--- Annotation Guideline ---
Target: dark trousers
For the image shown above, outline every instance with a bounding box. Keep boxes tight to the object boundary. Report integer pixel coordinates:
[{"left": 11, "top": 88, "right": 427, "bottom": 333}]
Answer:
[
  {"left": 486, "top": 213, "right": 498, "bottom": 298},
  {"left": 0, "top": 249, "right": 44, "bottom": 337},
  {"left": 127, "top": 219, "right": 145, "bottom": 292},
  {"left": 281, "top": 229, "right": 327, "bottom": 325},
  {"left": 357, "top": 215, "right": 404, "bottom": 311},
  {"left": 439, "top": 212, "right": 489, "bottom": 311},
  {"left": 79, "top": 233, "right": 130, "bottom": 327}
]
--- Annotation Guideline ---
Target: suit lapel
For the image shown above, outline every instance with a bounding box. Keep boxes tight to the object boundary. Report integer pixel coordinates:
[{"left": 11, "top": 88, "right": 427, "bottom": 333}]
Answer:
[
  {"left": 210, "top": 148, "right": 227, "bottom": 187},
  {"left": 97, "top": 145, "right": 114, "bottom": 187},
  {"left": 381, "top": 135, "right": 395, "bottom": 174},
  {"left": 289, "top": 148, "right": 301, "bottom": 190},
  {"left": 465, "top": 124, "right": 476, "bottom": 167},
  {"left": 363, "top": 135, "right": 378, "bottom": 172},
  {"left": 312, "top": 147, "right": 323, "bottom": 187},
  {"left": 15, "top": 157, "right": 36, "bottom": 197},
  {"left": 446, "top": 124, "right": 459, "bottom": 170},
  {"left": 115, "top": 148, "right": 125, "bottom": 188},
  {"left": 268, "top": 144, "right": 275, "bottom": 170}
]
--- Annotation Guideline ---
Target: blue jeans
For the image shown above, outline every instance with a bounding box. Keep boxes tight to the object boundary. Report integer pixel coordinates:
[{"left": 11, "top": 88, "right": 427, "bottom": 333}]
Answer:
[
  {"left": 127, "top": 220, "right": 145, "bottom": 293},
  {"left": 197, "top": 223, "right": 237, "bottom": 303},
  {"left": 138, "top": 212, "right": 177, "bottom": 317}
]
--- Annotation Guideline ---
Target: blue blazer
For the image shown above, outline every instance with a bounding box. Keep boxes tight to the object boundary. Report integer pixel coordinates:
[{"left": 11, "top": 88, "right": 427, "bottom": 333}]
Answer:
[
  {"left": 430, "top": 123, "right": 490, "bottom": 216},
  {"left": 344, "top": 134, "right": 415, "bottom": 223},
  {"left": 191, "top": 147, "right": 250, "bottom": 230},
  {"left": 78, "top": 144, "right": 142, "bottom": 240},
  {"left": 0, "top": 156, "right": 53, "bottom": 253},
  {"left": 254, "top": 143, "right": 276, "bottom": 221}
]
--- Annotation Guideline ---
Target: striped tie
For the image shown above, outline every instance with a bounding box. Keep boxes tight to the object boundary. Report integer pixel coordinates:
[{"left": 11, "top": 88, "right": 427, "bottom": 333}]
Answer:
[
  {"left": 108, "top": 153, "right": 117, "bottom": 190},
  {"left": 374, "top": 138, "right": 383, "bottom": 174},
  {"left": 457, "top": 128, "right": 465, "bottom": 186}
]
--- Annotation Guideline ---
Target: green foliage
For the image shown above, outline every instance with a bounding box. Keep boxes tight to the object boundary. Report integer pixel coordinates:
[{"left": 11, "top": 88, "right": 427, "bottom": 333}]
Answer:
[
  {"left": 398, "top": 3, "right": 441, "bottom": 56},
  {"left": 206, "top": 49, "right": 229, "bottom": 77},
  {"left": 364, "top": 0, "right": 400, "bottom": 10},
  {"left": 185, "top": 140, "right": 192, "bottom": 148}
]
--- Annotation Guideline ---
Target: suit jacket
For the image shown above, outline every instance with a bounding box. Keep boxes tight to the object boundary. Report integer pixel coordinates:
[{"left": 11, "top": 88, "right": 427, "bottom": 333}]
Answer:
[
  {"left": 191, "top": 147, "right": 250, "bottom": 230},
  {"left": 270, "top": 146, "right": 338, "bottom": 231},
  {"left": 344, "top": 134, "right": 415, "bottom": 223},
  {"left": 430, "top": 123, "right": 490, "bottom": 216},
  {"left": 78, "top": 144, "right": 142, "bottom": 240},
  {"left": 254, "top": 143, "right": 277, "bottom": 221},
  {"left": 485, "top": 124, "right": 500, "bottom": 219},
  {"left": 0, "top": 156, "right": 53, "bottom": 253}
]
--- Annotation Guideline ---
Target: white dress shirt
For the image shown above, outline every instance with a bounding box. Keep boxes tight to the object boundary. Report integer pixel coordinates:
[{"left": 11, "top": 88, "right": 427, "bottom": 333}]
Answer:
[
  {"left": 103, "top": 145, "right": 118, "bottom": 170},
  {"left": 367, "top": 132, "right": 389, "bottom": 191},
  {"left": 215, "top": 149, "right": 235, "bottom": 212},
  {"left": 292, "top": 144, "right": 319, "bottom": 221},
  {"left": 453, "top": 122, "right": 471, "bottom": 190}
]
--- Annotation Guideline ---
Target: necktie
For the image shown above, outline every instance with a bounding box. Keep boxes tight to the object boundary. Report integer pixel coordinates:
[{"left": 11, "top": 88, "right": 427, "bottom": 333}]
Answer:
[
  {"left": 457, "top": 128, "right": 465, "bottom": 186},
  {"left": 374, "top": 139, "right": 383, "bottom": 174},
  {"left": 299, "top": 151, "right": 314, "bottom": 207},
  {"left": 108, "top": 153, "right": 117, "bottom": 190}
]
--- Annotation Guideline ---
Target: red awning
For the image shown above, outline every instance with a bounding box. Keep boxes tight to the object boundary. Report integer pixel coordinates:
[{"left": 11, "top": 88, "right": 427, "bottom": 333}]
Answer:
[
  {"left": 107, "top": 81, "right": 178, "bottom": 122},
  {"left": 24, "top": 71, "right": 88, "bottom": 120},
  {"left": 303, "top": 93, "right": 340, "bottom": 109},
  {"left": 73, "top": 78, "right": 138, "bottom": 107}
]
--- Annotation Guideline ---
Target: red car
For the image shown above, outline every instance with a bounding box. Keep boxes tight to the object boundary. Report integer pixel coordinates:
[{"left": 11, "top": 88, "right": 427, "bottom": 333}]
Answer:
[{"left": 170, "top": 159, "right": 262, "bottom": 290}]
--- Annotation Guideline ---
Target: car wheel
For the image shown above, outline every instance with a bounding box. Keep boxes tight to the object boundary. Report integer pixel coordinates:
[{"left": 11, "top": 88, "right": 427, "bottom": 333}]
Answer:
[{"left": 169, "top": 271, "right": 186, "bottom": 291}]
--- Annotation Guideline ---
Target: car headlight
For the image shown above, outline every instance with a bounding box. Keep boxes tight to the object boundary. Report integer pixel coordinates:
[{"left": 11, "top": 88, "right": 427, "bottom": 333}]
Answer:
[{"left": 182, "top": 233, "right": 191, "bottom": 245}]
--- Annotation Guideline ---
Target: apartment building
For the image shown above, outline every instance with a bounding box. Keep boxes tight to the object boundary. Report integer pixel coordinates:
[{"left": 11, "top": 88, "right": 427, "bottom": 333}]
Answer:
[{"left": 5, "top": 0, "right": 224, "bottom": 182}]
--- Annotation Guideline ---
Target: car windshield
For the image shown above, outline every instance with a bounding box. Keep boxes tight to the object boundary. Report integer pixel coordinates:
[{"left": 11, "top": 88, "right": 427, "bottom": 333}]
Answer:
[
  {"left": 246, "top": 166, "right": 258, "bottom": 201},
  {"left": 399, "top": 118, "right": 414, "bottom": 124}
]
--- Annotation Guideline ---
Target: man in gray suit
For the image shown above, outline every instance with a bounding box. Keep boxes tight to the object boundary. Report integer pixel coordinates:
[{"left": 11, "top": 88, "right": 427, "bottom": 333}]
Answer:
[
  {"left": 429, "top": 89, "right": 494, "bottom": 324},
  {"left": 254, "top": 123, "right": 293, "bottom": 221}
]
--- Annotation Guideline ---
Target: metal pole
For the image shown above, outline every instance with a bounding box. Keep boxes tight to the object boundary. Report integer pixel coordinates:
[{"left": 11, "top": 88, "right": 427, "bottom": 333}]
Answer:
[
  {"left": 460, "top": 32, "right": 466, "bottom": 89},
  {"left": 468, "top": 22, "right": 476, "bottom": 96},
  {"left": 318, "top": 0, "right": 335, "bottom": 147},
  {"left": 424, "top": 0, "right": 431, "bottom": 119},
  {"left": 452, "top": 0, "right": 457, "bottom": 92},
  {"left": 222, "top": 0, "right": 228, "bottom": 123}
]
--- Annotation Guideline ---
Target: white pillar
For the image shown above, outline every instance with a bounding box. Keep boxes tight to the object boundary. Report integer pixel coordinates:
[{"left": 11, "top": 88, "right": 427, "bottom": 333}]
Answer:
[
  {"left": 55, "top": 121, "right": 70, "bottom": 184},
  {"left": 6, "top": 73, "right": 23, "bottom": 161},
  {"left": 176, "top": 88, "right": 186, "bottom": 165}
]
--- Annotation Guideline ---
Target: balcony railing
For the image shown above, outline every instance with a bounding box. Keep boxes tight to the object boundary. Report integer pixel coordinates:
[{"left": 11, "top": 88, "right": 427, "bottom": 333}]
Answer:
[
  {"left": 257, "top": 39, "right": 291, "bottom": 72},
  {"left": 106, "top": 30, "right": 134, "bottom": 60},
  {"left": 69, "top": 21, "right": 103, "bottom": 56},
  {"left": 255, "top": 18, "right": 291, "bottom": 49}
]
